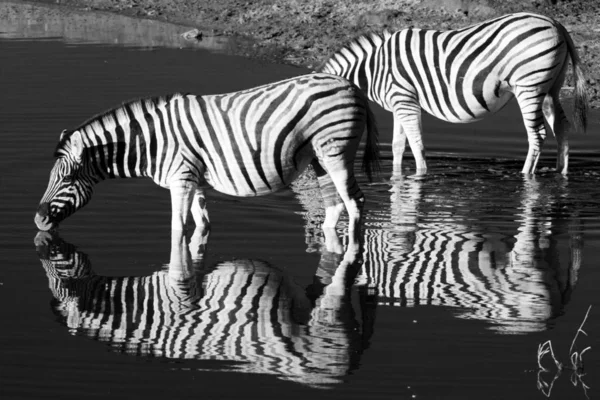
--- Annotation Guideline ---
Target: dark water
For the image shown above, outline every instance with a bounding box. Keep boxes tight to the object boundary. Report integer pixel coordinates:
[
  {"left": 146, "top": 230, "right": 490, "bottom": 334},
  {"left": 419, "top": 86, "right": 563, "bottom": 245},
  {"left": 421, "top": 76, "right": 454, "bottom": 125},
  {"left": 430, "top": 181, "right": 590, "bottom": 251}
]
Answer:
[{"left": 1, "top": 4, "right": 600, "bottom": 400}]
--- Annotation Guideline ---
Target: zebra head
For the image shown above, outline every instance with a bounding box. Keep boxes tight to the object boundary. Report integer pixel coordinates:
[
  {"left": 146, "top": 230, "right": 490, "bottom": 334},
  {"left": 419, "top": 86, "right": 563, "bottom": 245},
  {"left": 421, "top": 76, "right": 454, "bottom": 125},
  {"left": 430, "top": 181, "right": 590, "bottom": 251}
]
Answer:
[{"left": 35, "top": 130, "right": 96, "bottom": 231}]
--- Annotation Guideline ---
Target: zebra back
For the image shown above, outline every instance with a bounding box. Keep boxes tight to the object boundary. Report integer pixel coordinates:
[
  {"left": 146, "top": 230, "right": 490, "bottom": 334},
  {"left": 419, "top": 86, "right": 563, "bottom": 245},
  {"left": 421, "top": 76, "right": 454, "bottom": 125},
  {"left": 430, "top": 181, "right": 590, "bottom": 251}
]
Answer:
[
  {"left": 55, "top": 74, "right": 379, "bottom": 194},
  {"left": 320, "top": 13, "right": 589, "bottom": 128}
]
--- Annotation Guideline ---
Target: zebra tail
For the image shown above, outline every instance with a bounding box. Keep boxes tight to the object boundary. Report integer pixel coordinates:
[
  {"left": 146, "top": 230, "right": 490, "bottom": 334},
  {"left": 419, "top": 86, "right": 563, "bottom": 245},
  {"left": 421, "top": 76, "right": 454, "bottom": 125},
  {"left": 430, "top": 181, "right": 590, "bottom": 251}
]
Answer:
[
  {"left": 562, "top": 23, "right": 589, "bottom": 133},
  {"left": 361, "top": 99, "right": 381, "bottom": 182}
]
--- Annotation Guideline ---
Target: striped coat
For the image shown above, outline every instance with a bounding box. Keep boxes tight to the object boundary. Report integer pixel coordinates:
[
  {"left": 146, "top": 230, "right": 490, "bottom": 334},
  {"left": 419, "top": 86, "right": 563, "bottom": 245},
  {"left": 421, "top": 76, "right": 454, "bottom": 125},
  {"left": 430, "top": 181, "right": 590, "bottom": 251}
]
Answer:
[
  {"left": 34, "top": 74, "right": 380, "bottom": 259},
  {"left": 320, "top": 13, "right": 588, "bottom": 174}
]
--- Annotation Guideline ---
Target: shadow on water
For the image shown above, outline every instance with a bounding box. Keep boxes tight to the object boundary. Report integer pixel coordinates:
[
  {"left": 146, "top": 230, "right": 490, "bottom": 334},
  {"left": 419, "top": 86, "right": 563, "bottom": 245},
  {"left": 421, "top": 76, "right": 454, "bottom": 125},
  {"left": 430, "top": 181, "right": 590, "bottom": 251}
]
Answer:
[
  {"left": 294, "top": 168, "right": 584, "bottom": 335},
  {"left": 0, "top": 0, "right": 247, "bottom": 52},
  {"left": 34, "top": 228, "right": 376, "bottom": 390}
]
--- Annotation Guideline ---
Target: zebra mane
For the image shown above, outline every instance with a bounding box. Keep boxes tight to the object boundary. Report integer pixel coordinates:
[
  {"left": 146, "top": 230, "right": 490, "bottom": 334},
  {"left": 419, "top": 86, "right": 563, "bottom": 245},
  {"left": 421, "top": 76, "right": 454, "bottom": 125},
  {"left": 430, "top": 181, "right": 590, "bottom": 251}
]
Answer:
[
  {"left": 54, "top": 93, "right": 188, "bottom": 157},
  {"left": 350, "top": 30, "right": 392, "bottom": 52},
  {"left": 317, "top": 30, "right": 391, "bottom": 71}
]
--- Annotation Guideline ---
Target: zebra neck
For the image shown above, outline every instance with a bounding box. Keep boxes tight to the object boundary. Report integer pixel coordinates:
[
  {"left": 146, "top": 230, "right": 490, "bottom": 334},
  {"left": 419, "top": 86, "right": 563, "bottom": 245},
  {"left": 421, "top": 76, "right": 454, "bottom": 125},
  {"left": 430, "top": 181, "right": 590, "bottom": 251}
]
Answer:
[
  {"left": 335, "top": 47, "right": 385, "bottom": 106},
  {"left": 77, "top": 108, "right": 153, "bottom": 180},
  {"left": 85, "top": 144, "right": 149, "bottom": 180}
]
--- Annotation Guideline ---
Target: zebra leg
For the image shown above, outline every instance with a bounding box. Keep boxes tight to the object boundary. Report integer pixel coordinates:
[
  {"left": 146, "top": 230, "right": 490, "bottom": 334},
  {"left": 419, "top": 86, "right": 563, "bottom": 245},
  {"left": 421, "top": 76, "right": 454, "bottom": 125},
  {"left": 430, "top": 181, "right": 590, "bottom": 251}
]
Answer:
[
  {"left": 189, "top": 188, "right": 210, "bottom": 259},
  {"left": 169, "top": 180, "right": 197, "bottom": 272},
  {"left": 542, "top": 94, "right": 570, "bottom": 175},
  {"left": 312, "top": 160, "right": 345, "bottom": 230},
  {"left": 516, "top": 89, "right": 547, "bottom": 174},
  {"left": 392, "top": 113, "right": 407, "bottom": 175},
  {"left": 320, "top": 164, "right": 365, "bottom": 259},
  {"left": 397, "top": 110, "right": 427, "bottom": 174},
  {"left": 191, "top": 188, "right": 210, "bottom": 233}
]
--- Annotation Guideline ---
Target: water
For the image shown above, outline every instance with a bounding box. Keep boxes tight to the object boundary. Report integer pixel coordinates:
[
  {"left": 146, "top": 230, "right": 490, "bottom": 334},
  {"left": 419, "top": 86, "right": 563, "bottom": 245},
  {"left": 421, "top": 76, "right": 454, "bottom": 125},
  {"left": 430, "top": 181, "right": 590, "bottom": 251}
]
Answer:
[{"left": 1, "top": 3, "right": 599, "bottom": 399}]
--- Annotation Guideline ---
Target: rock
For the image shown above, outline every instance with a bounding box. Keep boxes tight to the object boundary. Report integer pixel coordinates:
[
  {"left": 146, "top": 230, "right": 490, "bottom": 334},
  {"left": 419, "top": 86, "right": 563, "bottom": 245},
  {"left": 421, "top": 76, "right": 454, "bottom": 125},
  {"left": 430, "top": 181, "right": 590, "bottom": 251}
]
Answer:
[{"left": 181, "top": 28, "right": 203, "bottom": 42}]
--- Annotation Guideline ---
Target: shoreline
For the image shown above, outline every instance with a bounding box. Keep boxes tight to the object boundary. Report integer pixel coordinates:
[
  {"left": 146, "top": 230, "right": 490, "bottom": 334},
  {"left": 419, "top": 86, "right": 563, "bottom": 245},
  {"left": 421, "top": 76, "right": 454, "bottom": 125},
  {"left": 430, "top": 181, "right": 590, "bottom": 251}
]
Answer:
[{"left": 23, "top": 0, "right": 600, "bottom": 108}]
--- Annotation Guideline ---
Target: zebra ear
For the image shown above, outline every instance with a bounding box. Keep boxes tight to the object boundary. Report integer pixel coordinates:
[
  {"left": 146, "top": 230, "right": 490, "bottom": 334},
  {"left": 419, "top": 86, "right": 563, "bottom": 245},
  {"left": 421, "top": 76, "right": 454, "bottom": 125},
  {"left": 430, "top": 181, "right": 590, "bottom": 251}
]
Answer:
[
  {"left": 59, "top": 129, "right": 70, "bottom": 141},
  {"left": 70, "top": 130, "right": 84, "bottom": 161}
]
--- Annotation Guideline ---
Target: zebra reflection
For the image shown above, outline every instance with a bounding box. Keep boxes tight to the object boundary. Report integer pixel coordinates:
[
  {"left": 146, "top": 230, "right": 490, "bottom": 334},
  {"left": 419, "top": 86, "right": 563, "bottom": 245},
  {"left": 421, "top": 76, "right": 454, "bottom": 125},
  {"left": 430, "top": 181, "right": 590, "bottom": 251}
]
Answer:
[
  {"left": 36, "top": 230, "right": 374, "bottom": 388},
  {"left": 294, "top": 173, "right": 582, "bottom": 334}
]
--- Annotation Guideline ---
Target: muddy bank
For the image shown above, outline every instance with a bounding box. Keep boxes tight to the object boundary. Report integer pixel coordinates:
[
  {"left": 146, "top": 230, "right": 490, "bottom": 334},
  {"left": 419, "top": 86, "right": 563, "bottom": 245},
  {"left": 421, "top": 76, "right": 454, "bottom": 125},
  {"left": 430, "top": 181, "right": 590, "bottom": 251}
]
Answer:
[
  {"left": 25, "top": 0, "right": 600, "bottom": 107},
  {"left": 0, "top": 1, "right": 241, "bottom": 51}
]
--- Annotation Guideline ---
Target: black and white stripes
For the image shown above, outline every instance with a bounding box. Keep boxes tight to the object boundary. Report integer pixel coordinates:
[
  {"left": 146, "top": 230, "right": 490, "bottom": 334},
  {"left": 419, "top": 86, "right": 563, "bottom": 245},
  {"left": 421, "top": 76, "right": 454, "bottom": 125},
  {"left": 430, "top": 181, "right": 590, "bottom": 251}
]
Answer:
[
  {"left": 359, "top": 176, "right": 582, "bottom": 334},
  {"left": 35, "top": 74, "right": 380, "bottom": 257},
  {"left": 37, "top": 233, "right": 371, "bottom": 388},
  {"left": 320, "top": 12, "right": 588, "bottom": 174}
]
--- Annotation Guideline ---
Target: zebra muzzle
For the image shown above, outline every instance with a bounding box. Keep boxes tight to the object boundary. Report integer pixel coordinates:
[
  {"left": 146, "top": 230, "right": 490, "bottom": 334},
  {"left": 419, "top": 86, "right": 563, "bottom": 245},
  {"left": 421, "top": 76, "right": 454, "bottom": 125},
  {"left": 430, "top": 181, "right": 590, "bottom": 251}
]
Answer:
[
  {"left": 34, "top": 213, "right": 56, "bottom": 231},
  {"left": 35, "top": 203, "right": 57, "bottom": 231}
]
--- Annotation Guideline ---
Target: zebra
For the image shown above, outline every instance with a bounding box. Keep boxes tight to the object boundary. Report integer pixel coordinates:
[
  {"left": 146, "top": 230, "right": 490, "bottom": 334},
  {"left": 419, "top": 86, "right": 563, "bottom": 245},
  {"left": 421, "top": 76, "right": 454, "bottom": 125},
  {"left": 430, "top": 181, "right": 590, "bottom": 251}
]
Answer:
[
  {"left": 35, "top": 229, "right": 375, "bottom": 389},
  {"left": 319, "top": 12, "right": 589, "bottom": 175},
  {"left": 34, "top": 73, "right": 381, "bottom": 259}
]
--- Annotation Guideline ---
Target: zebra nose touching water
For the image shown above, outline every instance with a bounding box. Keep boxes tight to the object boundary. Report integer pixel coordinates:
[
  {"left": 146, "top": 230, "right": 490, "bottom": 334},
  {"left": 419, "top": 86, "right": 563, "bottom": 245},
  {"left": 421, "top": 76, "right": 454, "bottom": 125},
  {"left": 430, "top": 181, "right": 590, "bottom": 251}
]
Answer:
[
  {"left": 34, "top": 74, "right": 380, "bottom": 257},
  {"left": 320, "top": 12, "right": 589, "bottom": 175}
]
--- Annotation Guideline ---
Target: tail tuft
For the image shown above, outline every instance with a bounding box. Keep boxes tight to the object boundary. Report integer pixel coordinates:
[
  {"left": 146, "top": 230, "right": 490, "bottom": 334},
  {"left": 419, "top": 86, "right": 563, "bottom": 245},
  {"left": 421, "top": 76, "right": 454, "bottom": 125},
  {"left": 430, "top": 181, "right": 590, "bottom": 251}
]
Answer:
[
  {"left": 573, "top": 64, "right": 588, "bottom": 133},
  {"left": 561, "top": 23, "right": 589, "bottom": 133}
]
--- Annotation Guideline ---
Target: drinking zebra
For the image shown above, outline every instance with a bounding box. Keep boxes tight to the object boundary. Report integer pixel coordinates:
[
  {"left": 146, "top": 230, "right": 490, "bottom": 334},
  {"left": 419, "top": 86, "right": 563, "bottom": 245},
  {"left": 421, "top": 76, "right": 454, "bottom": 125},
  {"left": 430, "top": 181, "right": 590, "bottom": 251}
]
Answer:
[
  {"left": 35, "top": 229, "right": 375, "bottom": 389},
  {"left": 319, "top": 12, "right": 589, "bottom": 175},
  {"left": 34, "top": 74, "right": 380, "bottom": 259}
]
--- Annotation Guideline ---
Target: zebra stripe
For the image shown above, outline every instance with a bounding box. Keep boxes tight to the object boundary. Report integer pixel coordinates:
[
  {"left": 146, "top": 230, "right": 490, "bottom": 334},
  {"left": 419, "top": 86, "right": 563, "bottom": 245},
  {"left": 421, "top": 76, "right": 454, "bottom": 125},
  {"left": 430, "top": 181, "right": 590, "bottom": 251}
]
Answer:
[
  {"left": 320, "top": 12, "right": 588, "bottom": 174},
  {"left": 35, "top": 74, "right": 380, "bottom": 258},
  {"left": 37, "top": 234, "right": 373, "bottom": 388}
]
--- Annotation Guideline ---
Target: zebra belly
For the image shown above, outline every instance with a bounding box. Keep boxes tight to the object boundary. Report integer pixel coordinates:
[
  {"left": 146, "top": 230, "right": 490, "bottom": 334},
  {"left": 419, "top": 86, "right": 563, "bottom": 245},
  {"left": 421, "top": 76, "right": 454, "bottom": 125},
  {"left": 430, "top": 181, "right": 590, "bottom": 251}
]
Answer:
[
  {"left": 481, "top": 89, "right": 514, "bottom": 115},
  {"left": 204, "top": 160, "right": 308, "bottom": 197},
  {"left": 423, "top": 82, "right": 514, "bottom": 123}
]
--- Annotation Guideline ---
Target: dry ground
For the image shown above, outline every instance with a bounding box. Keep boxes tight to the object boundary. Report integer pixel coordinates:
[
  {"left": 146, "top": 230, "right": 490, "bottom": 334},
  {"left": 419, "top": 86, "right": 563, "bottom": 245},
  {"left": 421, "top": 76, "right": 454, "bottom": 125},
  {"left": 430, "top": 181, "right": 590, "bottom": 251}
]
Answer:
[{"left": 33, "top": 0, "right": 600, "bottom": 107}]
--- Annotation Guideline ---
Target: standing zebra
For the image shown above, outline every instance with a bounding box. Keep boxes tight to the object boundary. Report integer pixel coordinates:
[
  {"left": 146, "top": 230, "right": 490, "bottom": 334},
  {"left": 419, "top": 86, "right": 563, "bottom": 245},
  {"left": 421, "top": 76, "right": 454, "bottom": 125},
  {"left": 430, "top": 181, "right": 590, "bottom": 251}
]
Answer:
[
  {"left": 34, "top": 74, "right": 380, "bottom": 258},
  {"left": 320, "top": 12, "right": 588, "bottom": 174}
]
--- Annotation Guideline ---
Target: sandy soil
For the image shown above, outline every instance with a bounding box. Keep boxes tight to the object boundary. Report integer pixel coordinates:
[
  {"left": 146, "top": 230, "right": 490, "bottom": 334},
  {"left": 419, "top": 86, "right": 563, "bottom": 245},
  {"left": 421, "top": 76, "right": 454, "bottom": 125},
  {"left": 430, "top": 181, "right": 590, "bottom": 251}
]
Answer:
[{"left": 31, "top": 0, "right": 600, "bottom": 107}]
